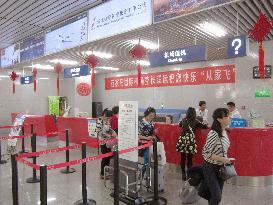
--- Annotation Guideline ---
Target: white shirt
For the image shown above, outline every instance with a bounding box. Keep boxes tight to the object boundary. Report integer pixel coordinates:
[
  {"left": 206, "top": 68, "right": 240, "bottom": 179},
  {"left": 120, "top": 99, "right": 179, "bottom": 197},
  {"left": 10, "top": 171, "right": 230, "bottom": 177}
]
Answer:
[
  {"left": 196, "top": 108, "right": 208, "bottom": 124},
  {"left": 230, "top": 109, "right": 241, "bottom": 118}
]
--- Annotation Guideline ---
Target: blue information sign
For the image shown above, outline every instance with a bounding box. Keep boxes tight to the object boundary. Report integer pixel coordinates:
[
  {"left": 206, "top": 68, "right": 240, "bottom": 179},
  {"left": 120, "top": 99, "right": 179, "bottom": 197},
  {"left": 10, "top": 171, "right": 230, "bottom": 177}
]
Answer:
[
  {"left": 227, "top": 35, "right": 248, "bottom": 58},
  {"left": 64, "top": 65, "right": 90, "bottom": 78},
  {"left": 148, "top": 45, "right": 207, "bottom": 68},
  {"left": 20, "top": 76, "right": 33, "bottom": 84}
]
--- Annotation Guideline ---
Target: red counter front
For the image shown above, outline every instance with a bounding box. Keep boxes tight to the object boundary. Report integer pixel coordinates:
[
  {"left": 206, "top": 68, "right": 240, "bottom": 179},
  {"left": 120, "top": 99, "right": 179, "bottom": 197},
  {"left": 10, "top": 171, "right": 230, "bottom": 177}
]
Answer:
[
  {"left": 154, "top": 123, "right": 273, "bottom": 177},
  {"left": 57, "top": 117, "right": 98, "bottom": 148}
]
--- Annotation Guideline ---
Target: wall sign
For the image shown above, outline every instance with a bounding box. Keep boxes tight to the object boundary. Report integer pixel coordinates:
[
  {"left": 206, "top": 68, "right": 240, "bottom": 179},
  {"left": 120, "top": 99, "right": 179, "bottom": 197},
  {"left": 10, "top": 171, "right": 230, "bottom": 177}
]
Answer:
[
  {"left": 253, "top": 65, "right": 271, "bottom": 79},
  {"left": 153, "top": 0, "right": 234, "bottom": 23},
  {"left": 227, "top": 35, "right": 248, "bottom": 58},
  {"left": 45, "top": 13, "right": 87, "bottom": 54},
  {"left": 88, "top": 0, "right": 152, "bottom": 42},
  {"left": 88, "top": 119, "right": 97, "bottom": 138},
  {"left": 148, "top": 45, "right": 206, "bottom": 67},
  {"left": 105, "top": 65, "right": 235, "bottom": 90},
  {"left": 0, "top": 43, "right": 20, "bottom": 67},
  {"left": 20, "top": 76, "right": 33, "bottom": 84},
  {"left": 118, "top": 101, "right": 138, "bottom": 162},
  {"left": 76, "top": 83, "right": 91, "bottom": 96},
  {"left": 64, "top": 65, "right": 90, "bottom": 78},
  {"left": 20, "top": 33, "right": 45, "bottom": 62},
  {"left": 255, "top": 88, "right": 271, "bottom": 98}
]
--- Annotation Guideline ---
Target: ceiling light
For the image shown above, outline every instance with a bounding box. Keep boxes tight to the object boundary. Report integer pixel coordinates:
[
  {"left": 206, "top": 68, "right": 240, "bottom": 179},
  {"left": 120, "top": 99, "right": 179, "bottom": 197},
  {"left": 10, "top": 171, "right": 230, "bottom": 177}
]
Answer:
[
  {"left": 0, "top": 75, "right": 9, "bottom": 78},
  {"left": 8, "top": 72, "right": 22, "bottom": 75},
  {"left": 48, "top": 59, "right": 78, "bottom": 65},
  {"left": 135, "top": 60, "right": 150, "bottom": 66},
  {"left": 29, "top": 64, "right": 54, "bottom": 70},
  {"left": 38, "top": 77, "right": 50, "bottom": 80},
  {"left": 197, "top": 22, "right": 227, "bottom": 37},
  {"left": 83, "top": 51, "right": 113, "bottom": 59},
  {"left": 96, "top": 66, "right": 119, "bottom": 71},
  {"left": 129, "top": 40, "right": 159, "bottom": 50},
  {"left": 249, "top": 52, "right": 258, "bottom": 59}
]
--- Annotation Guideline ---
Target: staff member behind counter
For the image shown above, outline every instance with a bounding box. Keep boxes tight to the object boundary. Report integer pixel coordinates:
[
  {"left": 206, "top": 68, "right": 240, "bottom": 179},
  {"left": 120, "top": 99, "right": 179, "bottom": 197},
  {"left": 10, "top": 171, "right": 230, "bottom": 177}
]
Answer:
[
  {"left": 227, "top": 102, "right": 241, "bottom": 118},
  {"left": 196, "top": 101, "right": 209, "bottom": 125}
]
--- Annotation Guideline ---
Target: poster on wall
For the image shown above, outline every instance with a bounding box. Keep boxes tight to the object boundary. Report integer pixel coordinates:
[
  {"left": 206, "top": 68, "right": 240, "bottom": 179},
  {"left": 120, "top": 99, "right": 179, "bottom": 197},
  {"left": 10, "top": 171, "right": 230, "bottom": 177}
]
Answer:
[
  {"left": 153, "top": 0, "right": 234, "bottom": 23},
  {"left": 149, "top": 45, "right": 206, "bottom": 67},
  {"left": 0, "top": 43, "right": 20, "bottom": 67},
  {"left": 48, "top": 96, "right": 60, "bottom": 116},
  {"left": 45, "top": 13, "right": 87, "bottom": 54},
  {"left": 88, "top": 119, "right": 97, "bottom": 138},
  {"left": 20, "top": 33, "right": 45, "bottom": 62},
  {"left": 8, "top": 114, "right": 26, "bottom": 147},
  {"left": 88, "top": 0, "right": 152, "bottom": 42},
  {"left": 118, "top": 101, "right": 138, "bottom": 162},
  {"left": 105, "top": 64, "right": 235, "bottom": 90}
]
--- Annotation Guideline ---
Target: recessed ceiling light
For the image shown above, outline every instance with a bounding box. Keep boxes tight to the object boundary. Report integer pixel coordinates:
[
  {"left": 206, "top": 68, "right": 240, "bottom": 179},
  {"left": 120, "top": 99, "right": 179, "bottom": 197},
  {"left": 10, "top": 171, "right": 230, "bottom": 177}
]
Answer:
[
  {"left": 197, "top": 22, "right": 227, "bottom": 37},
  {"left": 96, "top": 66, "right": 119, "bottom": 71},
  {"left": 135, "top": 60, "right": 150, "bottom": 66},
  {"left": 83, "top": 51, "right": 113, "bottom": 59},
  {"left": 0, "top": 75, "right": 9, "bottom": 78},
  {"left": 29, "top": 64, "right": 54, "bottom": 70},
  {"left": 129, "top": 40, "right": 159, "bottom": 50},
  {"left": 48, "top": 59, "right": 78, "bottom": 65},
  {"left": 38, "top": 77, "right": 50, "bottom": 80}
]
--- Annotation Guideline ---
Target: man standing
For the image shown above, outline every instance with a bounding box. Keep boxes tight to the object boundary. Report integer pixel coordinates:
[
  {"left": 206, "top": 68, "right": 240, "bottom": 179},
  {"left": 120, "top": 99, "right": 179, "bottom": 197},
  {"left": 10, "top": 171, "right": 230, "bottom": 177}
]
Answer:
[
  {"left": 196, "top": 101, "right": 208, "bottom": 124},
  {"left": 227, "top": 102, "right": 242, "bottom": 118}
]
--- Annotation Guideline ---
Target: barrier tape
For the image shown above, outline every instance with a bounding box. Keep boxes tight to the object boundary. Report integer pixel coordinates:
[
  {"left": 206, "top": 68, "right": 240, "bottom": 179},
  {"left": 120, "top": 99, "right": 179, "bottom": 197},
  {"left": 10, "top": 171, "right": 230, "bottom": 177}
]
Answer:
[
  {"left": 0, "top": 134, "right": 32, "bottom": 140},
  {"left": 0, "top": 125, "right": 23, "bottom": 129},
  {"left": 16, "top": 157, "right": 40, "bottom": 170},
  {"left": 17, "top": 144, "right": 81, "bottom": 159},
  {"left": 99, "top": 138, "right": 118, "bottom": 145}
]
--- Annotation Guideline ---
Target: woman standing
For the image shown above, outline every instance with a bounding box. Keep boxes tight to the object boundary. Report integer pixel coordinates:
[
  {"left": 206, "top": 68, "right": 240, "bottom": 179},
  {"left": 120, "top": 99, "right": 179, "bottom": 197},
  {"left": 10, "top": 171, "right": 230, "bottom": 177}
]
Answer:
[
  {"left": 201, "top": 108, "right": 232, "bottom": 205},
  {"left": 176, "top": 107, "right": 208, "bottom": 180}
]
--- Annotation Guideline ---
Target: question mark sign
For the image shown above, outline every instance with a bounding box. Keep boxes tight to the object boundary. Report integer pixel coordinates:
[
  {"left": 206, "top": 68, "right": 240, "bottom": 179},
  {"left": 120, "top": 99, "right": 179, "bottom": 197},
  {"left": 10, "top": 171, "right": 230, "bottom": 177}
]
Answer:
[{"left": 232, "top": 39, "right": 242, "bottom": 55}]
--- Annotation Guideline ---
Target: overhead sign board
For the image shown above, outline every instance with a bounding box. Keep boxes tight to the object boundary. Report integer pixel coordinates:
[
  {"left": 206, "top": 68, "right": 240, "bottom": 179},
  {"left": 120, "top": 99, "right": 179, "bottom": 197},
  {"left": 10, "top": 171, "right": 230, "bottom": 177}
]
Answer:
[
  {"left": 227, "top": 35, "right": 248, "bottom": 58},
  {"left": 20, "top": 76, "right": 33, "bottom": 84},
  {"left": 64, "top": 65, "right": 90, "bottom": 78}
]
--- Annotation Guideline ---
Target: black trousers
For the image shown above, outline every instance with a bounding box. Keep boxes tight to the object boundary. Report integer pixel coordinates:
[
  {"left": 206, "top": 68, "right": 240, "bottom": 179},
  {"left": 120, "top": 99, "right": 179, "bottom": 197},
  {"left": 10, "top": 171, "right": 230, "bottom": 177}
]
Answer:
[
  {"left": 100, "top": 144, "right": 111, "bottom": 176},
  {"left": 200, "top": 161, "right": 224, "bottom": 205},
  {"left": 180, "top": 152, "right": 193, "bottom": 173}
]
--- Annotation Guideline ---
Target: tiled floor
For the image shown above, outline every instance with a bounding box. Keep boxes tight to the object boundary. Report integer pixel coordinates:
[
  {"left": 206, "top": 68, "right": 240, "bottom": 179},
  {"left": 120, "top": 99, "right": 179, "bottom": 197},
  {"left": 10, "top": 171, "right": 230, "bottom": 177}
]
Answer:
[{"left": 0, "top": 140, "right": 272, "bottom": 205}]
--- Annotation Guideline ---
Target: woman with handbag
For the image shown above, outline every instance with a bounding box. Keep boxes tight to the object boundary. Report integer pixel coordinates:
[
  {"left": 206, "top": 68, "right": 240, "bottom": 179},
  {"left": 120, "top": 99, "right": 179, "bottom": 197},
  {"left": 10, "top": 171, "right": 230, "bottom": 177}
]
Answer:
[
  {"left": 176, "top": 107, "right": 208, "bottom": 181},
  {"left": 201, "top": 108, "right": 235, "bottom": 205}
]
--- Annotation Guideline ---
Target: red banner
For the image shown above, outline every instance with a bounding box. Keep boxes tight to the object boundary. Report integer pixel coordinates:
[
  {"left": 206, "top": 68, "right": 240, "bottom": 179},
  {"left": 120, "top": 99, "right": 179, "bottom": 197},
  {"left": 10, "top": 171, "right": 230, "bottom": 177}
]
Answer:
[{"left": 105, "top": 65, "right": 235, "bottom": 90}]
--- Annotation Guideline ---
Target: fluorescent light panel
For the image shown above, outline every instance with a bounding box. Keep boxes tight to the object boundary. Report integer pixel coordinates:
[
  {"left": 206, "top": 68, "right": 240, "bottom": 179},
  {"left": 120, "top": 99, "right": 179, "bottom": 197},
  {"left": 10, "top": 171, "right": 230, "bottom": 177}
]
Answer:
[
  {"left": 48, "top": 59, "right": 78, "bottom": 65},
  {"left": 135, "top": 60, "right": 150, "bottom": 66},
  {"left": 29, "top": 64, "right": 54, "bottom": 70},
  {"left": 129, "top": 40, "right": 159, "bottom": 50},
  {"left": 197, "top": 22, "right": 227, "bottom": 37},
  {"left": 96, "top": 66, "right": 119, "bottom": 71}
]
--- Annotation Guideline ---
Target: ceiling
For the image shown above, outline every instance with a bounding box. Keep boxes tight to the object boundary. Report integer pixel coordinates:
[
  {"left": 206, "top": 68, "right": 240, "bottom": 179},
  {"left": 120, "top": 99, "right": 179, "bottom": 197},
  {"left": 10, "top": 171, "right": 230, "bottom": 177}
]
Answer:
[{"left": 1, "top": 0, "right": 273, "bottom": 75}]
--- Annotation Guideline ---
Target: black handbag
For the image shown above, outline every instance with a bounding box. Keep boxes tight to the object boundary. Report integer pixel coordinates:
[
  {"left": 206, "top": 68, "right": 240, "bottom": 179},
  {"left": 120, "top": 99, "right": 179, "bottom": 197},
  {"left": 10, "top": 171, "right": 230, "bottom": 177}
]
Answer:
[{"left": 218, "top": 136, "right": 237, "bottom": 181}]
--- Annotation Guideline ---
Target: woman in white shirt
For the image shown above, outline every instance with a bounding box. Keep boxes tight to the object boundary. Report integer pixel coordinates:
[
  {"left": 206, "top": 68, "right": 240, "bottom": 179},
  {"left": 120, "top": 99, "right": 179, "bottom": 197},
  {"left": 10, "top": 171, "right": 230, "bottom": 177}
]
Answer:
[
  {"left": 196, "top": 101, "right": 208, "bottom": 124},
  {"left": 227, "top": 102, "right": 241, "bottom": 118}
]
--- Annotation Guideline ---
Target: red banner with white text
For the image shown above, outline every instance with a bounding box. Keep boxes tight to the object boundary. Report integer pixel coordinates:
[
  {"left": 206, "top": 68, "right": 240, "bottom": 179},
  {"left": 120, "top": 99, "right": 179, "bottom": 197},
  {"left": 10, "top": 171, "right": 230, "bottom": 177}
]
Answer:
[{"left": 105, "top": 65, "right": 235, "bottom": 90}]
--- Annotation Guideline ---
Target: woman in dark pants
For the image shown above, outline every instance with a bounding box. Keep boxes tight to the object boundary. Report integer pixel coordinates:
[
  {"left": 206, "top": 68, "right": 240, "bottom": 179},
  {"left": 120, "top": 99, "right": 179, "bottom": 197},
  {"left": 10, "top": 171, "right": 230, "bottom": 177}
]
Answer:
[
  {"left": 176, "top": 107, "right": 208, "bottom": 180},
  {"left": 201, "top": 108, "right": 232, "bottom": 205}
]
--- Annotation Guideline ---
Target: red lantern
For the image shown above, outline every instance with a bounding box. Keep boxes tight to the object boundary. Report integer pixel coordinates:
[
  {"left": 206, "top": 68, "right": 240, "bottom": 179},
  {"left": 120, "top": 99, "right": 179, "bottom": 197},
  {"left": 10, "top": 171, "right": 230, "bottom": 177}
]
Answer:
[
  {"left": 85, "top": 54, "right": 99, "bottom": 88},
  {"left": 32, "top": 68, "right": 37, "bottom": 92},
  {"left": 129, "top": 43, "right": 147, "bottom": 87},
  {"left": 9, "top": 71, "right": 18, "bottom": 94},
  {"left": 249, "top": 12, "right": 273, "bottom": 79},
  {"left": 54, "top": 63, "right": 63, "bottom": 96}
]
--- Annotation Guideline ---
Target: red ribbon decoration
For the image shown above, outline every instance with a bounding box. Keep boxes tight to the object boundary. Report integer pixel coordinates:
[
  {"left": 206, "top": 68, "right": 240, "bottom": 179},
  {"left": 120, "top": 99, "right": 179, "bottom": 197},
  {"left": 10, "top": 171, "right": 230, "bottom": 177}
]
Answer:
[
  {"left": 249, "top": 12, "right": 273, "bottom": 79},
  {"left": 32, "top": 68, "right": 37, "bottom": 92},
  {"left": 9, "top": 71, "right": 18, "bottom": 94},
  {"left": 54, "top": 63, "right": 63, "bottom": 96},
  {"left": 129, "top": 43, "right": 147, "bottom": 87},
  {"left": 85, "top": 54, "right": 99, "bottom": 88}
]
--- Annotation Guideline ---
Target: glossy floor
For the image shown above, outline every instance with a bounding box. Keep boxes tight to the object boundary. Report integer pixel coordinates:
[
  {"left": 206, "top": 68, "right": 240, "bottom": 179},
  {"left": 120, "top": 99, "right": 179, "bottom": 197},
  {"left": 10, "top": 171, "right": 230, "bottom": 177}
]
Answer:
[{"left": 0, "top": 141, "right": 272, "bottom": 205}]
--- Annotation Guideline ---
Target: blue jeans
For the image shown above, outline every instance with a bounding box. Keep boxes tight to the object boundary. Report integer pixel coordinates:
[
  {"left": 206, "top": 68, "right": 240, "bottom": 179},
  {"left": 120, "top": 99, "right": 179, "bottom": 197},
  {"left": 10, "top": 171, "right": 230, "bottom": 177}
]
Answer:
[{"left": 141, "top": 148, "right": 149, "bottom": 177}]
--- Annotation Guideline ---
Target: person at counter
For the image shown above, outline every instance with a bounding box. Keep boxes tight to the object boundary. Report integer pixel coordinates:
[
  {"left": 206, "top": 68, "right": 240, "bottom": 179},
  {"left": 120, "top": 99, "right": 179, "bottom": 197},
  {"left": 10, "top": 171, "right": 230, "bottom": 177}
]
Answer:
[
  {"left": 176, "top": 107, "right": 208, "bottom": 181},
  {"left": 96, "top": 109, "right": 117, "bottom": 180},
  {"left": 227, "top": 102, "right": 241, "bottom": 118},
  {"left": 196, "top": 101, "right": 209, "bottom": 125},
  {"left": 165, "top": 115, "right": 173, "bottom": 124},
  {"left": 110, "top": 106, "right": 119, "bottom": 134}
]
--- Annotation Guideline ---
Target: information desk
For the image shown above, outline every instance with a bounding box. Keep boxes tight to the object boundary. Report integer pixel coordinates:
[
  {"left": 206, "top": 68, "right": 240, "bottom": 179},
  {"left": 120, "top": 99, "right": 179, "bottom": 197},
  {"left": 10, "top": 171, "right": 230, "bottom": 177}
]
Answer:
[
  {"left": 11, "top": 113, "right": 58, "bottom": 137},
  {"left": 154, "top": 123, "right": 273, "bottom": 185},
  {"left": 57, "top": 117, "right": 98, "bottom": 148}
]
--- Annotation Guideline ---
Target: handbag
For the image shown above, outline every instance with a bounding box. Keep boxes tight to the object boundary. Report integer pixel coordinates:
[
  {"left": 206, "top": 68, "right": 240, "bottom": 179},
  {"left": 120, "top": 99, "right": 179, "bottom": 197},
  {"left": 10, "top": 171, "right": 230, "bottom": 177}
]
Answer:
[
  {"left": 218, "top": 136, "right": 237, "bottom": 181},
  {"left": 179, "top": 180, "right": 200, "bottom": 204}
]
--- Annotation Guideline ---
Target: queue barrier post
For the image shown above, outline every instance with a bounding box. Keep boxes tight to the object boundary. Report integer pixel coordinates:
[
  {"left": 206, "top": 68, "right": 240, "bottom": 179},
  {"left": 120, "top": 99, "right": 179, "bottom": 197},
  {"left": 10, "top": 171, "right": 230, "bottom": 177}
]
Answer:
[{"left": 11, "top": 154, "right": 19, "bottom": 205}]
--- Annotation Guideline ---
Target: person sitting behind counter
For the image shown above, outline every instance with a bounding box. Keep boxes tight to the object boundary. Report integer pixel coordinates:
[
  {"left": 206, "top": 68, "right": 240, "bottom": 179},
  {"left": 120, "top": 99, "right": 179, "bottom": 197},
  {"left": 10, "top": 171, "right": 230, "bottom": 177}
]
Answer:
[
  {"left": 165, "top": 115, "right": 173, "bottom": 124},
  {"left": 227, "top": 102, "right": 241, "bottom": 118}
]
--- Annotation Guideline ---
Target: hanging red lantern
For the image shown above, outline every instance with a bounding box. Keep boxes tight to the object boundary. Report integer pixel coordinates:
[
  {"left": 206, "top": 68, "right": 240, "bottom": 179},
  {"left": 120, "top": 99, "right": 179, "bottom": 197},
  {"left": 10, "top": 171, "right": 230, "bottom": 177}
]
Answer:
[
  {"left": 54, "top": 63, "right": 63, "bottom": 96},
  {"left": 249, "top": 12, "right": 273, "bottom": 79},
  {"left": 129, "top": 42, "right": 147, "bottom": 87},
  {"left": 9, "top": 71, "right": 18, "bottom": 94},
  {"left": 85, "top": 54, "right": 99, "bottom": 88},
  {"left": 32, "top": 68, "right": 37, "bottom": 92}
]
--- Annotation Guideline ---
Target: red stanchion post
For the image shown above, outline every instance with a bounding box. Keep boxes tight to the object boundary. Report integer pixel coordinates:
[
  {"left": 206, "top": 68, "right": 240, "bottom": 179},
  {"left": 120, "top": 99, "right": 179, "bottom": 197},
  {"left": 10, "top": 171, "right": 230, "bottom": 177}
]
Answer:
[
  {"left": 74, "top": 142, "right": 96, "bottom": 205},
  {"left": 19, "top": 126, "right": 29, "bottom": 154},
  {"left": 61, "top": 129, "right": 76, "bottom": 174},
  {"left": 0, "top": 139, "right": 7, "bottom": 164},
  {"left": 40, "top": 165, "right": 47, "bottom": 205},
  {"left": 11, "top": 154, "right": 19, "bottom": 205},
  {"left": 26, "top": 124, "right": 40, "bottom": 183}
]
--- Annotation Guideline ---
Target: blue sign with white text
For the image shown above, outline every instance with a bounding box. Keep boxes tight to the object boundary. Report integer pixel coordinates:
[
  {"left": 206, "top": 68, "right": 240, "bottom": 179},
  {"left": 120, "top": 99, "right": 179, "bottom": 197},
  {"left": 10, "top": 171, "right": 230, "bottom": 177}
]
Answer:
[
  {"left": 227, "top": 35, "right": 248, "bottom": 58},
  {"left": 20, "top": 76, "right": 33, "bottom": 84},
  {"left": 64, "top": 65, "right": 90, "bottom": 78},
  {"left": 148, "top": 45, "right": 207, "bottom": 68}
]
